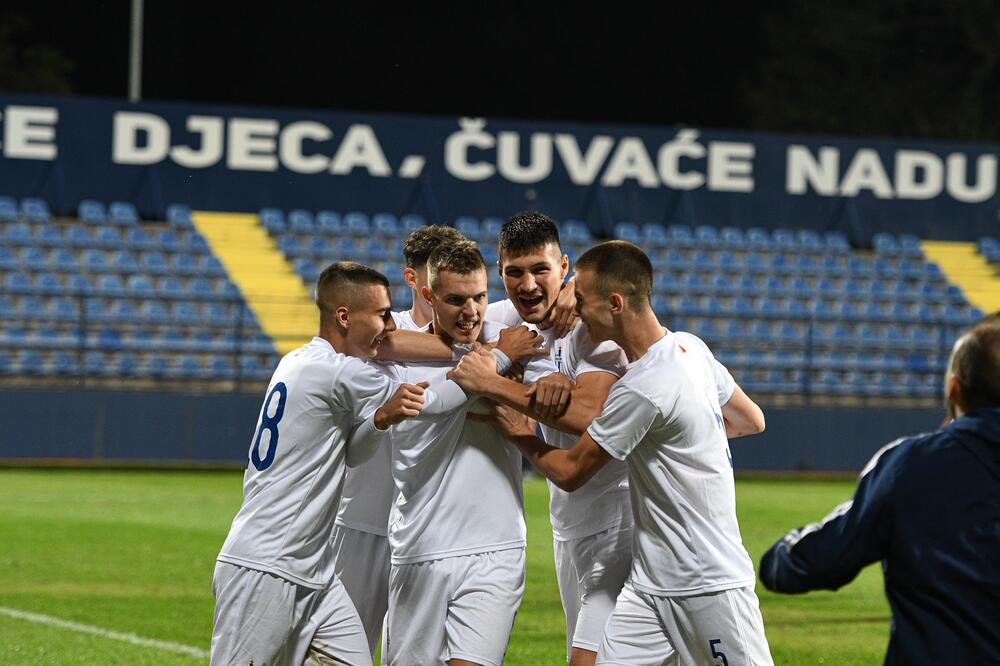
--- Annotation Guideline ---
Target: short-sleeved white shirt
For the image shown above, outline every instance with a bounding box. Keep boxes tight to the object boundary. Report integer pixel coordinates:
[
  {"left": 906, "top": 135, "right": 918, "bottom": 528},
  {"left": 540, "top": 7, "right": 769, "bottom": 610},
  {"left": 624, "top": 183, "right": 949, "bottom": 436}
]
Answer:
[
  {"left": 587, "top": 330, "right": 754, "bottom": 597},
  {"left": 217, "top": 337, "right": 396, "bottom": 589},
  {"left": 388, "top": 320, "right": 556, "bottom": 564},
  {"left": 486, "top": 299, "right": 631, "bottom": 540},
  {"left": 334, "top": 310, "right": 420, "bottom": 536}
]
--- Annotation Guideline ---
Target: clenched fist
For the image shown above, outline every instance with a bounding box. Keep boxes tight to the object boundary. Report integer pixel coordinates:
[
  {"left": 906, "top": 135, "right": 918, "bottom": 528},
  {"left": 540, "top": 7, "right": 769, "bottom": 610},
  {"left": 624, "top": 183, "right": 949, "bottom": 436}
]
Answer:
[{"left": 374, "top": 381, "right": 429, "bottom": 429}]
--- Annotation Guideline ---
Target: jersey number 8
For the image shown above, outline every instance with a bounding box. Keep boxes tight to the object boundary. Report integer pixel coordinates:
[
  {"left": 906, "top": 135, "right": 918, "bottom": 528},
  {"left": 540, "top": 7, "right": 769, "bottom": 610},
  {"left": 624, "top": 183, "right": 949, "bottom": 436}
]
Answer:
[{"left": 251, "top": 382, "right": 287, "bottom": 471}]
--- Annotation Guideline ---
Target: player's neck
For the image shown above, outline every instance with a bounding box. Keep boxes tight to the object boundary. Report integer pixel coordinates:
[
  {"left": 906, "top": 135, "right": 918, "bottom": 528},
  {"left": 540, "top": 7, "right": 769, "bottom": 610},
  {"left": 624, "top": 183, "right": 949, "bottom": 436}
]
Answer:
[
  {"left": 410, "top": 304, "right": 432, "bottom": 328},
  {"left": 615, "top": 312, "right": 668, "bottom": 363}
]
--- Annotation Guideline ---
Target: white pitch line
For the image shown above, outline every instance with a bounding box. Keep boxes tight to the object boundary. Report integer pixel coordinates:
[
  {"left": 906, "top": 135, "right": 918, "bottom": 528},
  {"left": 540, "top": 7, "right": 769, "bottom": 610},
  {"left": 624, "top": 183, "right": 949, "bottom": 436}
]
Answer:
[{"left": 0, "top": 606, "right": 209, "bottom": 659}]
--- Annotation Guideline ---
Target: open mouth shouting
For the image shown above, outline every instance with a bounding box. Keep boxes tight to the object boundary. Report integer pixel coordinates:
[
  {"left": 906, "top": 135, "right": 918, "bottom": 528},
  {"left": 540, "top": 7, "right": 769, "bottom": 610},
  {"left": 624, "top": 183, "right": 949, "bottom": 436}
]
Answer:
[
  {"left": 454, "top": 318, "right": 480, "bottom": 339},
  {"left": 517, "top": 292, "right": 546, "bottom": 312}
]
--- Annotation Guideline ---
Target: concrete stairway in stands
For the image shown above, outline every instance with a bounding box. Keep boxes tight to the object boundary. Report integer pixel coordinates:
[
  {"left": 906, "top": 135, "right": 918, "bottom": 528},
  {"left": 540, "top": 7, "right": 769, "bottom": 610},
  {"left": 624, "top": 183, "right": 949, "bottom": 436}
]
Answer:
[{"left": 193, "top": 212, "right": 315, "bottom": 354}]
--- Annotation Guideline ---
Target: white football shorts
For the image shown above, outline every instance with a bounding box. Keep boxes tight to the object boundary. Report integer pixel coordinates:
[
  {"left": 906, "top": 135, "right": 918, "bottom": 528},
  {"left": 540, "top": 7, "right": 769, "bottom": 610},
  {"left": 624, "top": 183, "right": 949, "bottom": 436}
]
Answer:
[
  {"left": 597, "top": 581, "right": 773, "bottom": 666},
  {"left": 386, "top": 548, "right": 525, "bottom": 666},
  {"left": 211, "top": 562, "right": 371, "bottom": 666},
  {"left": 554, "top": 521, "right": 633, "bottom": 659},
  {"left": 331, "top": 524, "right": 391, "bottom": 658}
]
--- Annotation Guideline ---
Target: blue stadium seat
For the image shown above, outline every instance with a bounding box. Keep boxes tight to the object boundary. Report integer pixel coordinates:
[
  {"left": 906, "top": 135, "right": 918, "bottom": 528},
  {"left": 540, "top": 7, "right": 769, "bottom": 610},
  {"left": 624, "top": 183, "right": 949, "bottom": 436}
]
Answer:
[
  {"left": 344, "top": 212, "right": 371, "bottom": 236},
  {"left": 93, "top": 225, "right": 120, "bottom": 251},
  {"left": 401, "top": 214, "right": 426, "bottom": 235},
  {"left": 94, "top": 328, "right": 124, "bottom": 351},
  {"left": 83, "top": 351, "right": 109, "bottom": 376},
  {"left": 139, "top": 251, "right": 170, "bottom": 275},
  {"left": 238, "top": 355, "right": 266, "bottom": 380},
  {"left": 640, "top": 223, "right": 669, "bottom": 248},
  {"left": 899, "top": 234, "right": 923, "bottom": 258},
  {"left": 166, "top": 204, "right": 194, "bottom": 230},
  {"left": 78, "top": 199, "right": 108, "bottom": 225},
  {"left": 0, "top": 196, "right": 18, "bottom": 223},
  {"left": 20, "top": 198, "right": 51, "bottom": 225},
  {"left": 771, "top": 228, "right": 797, "bottom": 251},
  {"left": 96, "top": 274, "right": 126, "bottom": 298},
  {"left": 614, "top": 222, "right": 642, "bottom": 245},
  {"left": 303, "top": 236, "right": 328, "bottom": 260},
  {"left": 51, "top": 351, "right": 79, "bottom": 376},
  {"left": 690, "top": 250, "right": 718, "bottom": 272},
  {"left": 824, "top": 232, "right": 851, "bottom": 253},
  {"left": 20, "top": 296, "right": 47, "bottom": 321},
  {"left": 113, "top": 250, "right": 141, "bottom": 274},
  {"left": 155, "top": 329, "right": 187, "bottom": 352},
  {"left": 170, "top": 253, "right": 201, "bottom": 277},
  {"left": 82, "top": 250, "right": 112, "bottom": 273},
  {"left": 288, "top": 209, "right": 316, "bottom": 235},
  {"left": 48, "top": 297, "right": 79, "bottom": 322},
  {"left": 114, "top": 353, "right": 141, "bottom": 377},
  {"left": 65, "top": 274, "right": 92, "bottom": 296},
  {"left": 65, "top": 226, "right": 94, "bottom": 249},
  {"left": 19, "top": 247, "right": 49, "bottom": 272},
  {"left": 220, "top": 281, "right": 242, "bottom": 302},
  {"left": 873, "top": 232, "right": 899, "bottom": 256},
  {"left": 278, "top": 235, "right": 305, "bottom": 259},
  {"left": 143, "top": 355, "right": 170, "bottom": 379},
  {"left": 35, "top": 273, "right": 63, "bottom": 296},
  {"left": 125, "top": 228, "right": 155, "bottom": 251},
  {"left": 5, "top": 273, "right": 33, "bottom": 295},
  {"left": 562, "top": 220, "right": 592, "bottom": 245},
  {"left": 0, "top": 296, "right": 15, "bottom": 321},
  {"left": 209, "top": 355, "right": 237, "bottom": 380},
  {"left": 373, "top": 213, "right": 400, "bottom": 237},
  {"left": 154, "top": 230, "right": 184, "bottom": 254},
  {"left": 109, "top": 201, "right": 140, "bottom": 227},
  {"left": 125, "top": 275, "right": 155, "bottom": 299},
  {"left": 260, "top": 208, "right": 286, "bottom": 235},
  {"left": 796, "top": 229, "right": 823, "bottom": 252},
  {"left": 455, "top": 216, "right": 482, "bottom": 240},
  {"left": 6, "top": 222, "right": 34, "bottom": 246},
  {"left": 18, "top": 350, "right": 46, "bottom": 375},
  {"left": 140, "top": 301, "right": 171, "bottom": 325},
  {"left": 480, "top": 217, "right": 503, "bottom": 239},
  {"left": 173, "top": 355, "right": 205, "bottom": 380},
  {"left": 191, "top": 331, "right": 219, "bottom": 352},
  {"left": 156, "top": 277, "right": 185, "bottom": 300},
  {"left": 717, "top": 227, "right": 743, "bottom": 249},
  {"left": 189, "top": 278, "right": 217, "bottom": 301},
  {"left": 0, "top": 247, "right": 17, "bottom": 271},
  {"left": 366, "top": 239, "right": 389, "bottom": 261},
  {"left": 185, "top": 232, "right": 210, "bottom": 255},
  {"left": 205, "top": 303, "right": 235, "bottom": 326},
  {"left": 294, "top": 258, "right": 320, "bottom": 284},
  {"left": 35, "top": 224, "right": 65, "bottom": 248},
  {"left": 691, "top": 225, "right": 717, "bottom": 248},
  {"left": 110, "top": 300, "right": 141, "bottom": 324},
  {"left": 172, "top": 301, "right": 202, "bottom": 326},
  {"left": 316, "top": 210, "right": 343, "bottom": 236}
]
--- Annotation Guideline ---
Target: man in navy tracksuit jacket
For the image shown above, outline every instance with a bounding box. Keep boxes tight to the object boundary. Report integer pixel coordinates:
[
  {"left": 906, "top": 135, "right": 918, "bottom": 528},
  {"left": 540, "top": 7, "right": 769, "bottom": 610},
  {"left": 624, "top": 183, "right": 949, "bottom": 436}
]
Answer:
[{"left": 760, "top": 320, "right": 1000, "bottom": 665}]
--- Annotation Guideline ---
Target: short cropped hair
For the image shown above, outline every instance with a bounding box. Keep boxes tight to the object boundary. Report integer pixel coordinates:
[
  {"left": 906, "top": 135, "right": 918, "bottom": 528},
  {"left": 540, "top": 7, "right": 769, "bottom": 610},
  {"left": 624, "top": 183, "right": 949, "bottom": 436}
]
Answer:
[
  {"left": 949, "top": 319, "right": 1000, "bottom": 412},
  {"left": 427, "top": 240, "right": 486, "bottom": 291},
  {"left": 315, "top": 261, "right": 389, "bottom": 317},
  {"left": 402, "top": 225, "right": 466, "bottom": 269},
  {"left": 575, "top": 240, "right": 653, "bottom": 310},
  {"left": 498, "top": 211, "right": 561, "bottom": 258}
]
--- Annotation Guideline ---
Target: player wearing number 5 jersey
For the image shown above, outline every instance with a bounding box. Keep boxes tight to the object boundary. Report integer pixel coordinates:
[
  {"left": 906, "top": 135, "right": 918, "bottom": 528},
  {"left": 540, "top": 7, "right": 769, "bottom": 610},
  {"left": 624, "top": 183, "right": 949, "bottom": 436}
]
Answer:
[
  {"left": 212, "top": 262, "right": 468, "bottom": 666},
  {"left": 450, "top": 242, "right": 772, "bottom": 666}
]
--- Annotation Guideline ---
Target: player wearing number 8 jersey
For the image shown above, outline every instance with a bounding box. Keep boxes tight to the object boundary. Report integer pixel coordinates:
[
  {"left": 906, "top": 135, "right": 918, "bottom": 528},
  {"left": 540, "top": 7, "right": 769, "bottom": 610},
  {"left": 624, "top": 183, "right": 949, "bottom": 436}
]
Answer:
[{"left": 212, "top": 262, "right": 469, "bottom": 666}]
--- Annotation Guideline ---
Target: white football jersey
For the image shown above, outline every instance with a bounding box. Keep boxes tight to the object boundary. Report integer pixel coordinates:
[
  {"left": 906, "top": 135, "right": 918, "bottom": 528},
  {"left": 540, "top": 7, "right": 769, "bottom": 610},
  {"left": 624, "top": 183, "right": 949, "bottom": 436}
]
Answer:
[
  {"left": 335, "top": 310, "right": 419, "bottom": 536},
  {"left": 587, "top": 330, "right": 755, "bottom": 597},
  {"left": 217, "top": 337, "right": 397, "bottom": 589},
  {"left": 388, "top": 319, "right": 556, "bottom": 564},
  {"left": 485, "top": 299, "right": 631, "bottom": 540}
]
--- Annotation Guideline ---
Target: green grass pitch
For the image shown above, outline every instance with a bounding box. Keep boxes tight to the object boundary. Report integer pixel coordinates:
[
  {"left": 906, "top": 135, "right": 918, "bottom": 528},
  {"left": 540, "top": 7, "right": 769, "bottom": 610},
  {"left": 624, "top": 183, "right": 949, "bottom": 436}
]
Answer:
[{"left": 0, "top": 470, "right": 889, "bottom": 664}]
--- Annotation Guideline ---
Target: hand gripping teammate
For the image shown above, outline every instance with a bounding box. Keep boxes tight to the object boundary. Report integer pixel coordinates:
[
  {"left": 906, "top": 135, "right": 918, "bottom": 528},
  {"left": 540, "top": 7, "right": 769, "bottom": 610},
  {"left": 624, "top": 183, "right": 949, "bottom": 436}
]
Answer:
[
  {"left": 211, "top": 262, "right": 469, "bottom": 666},
  {"left": 450, "top": 241, "right": 773, "bottom": 666}
]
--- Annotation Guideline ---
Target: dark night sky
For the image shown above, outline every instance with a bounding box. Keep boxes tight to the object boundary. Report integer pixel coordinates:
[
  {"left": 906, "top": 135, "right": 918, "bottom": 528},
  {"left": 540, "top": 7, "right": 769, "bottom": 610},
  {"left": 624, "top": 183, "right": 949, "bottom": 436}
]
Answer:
[{"left": 4, "top": 1, "right": 1000, "bottom": 140}]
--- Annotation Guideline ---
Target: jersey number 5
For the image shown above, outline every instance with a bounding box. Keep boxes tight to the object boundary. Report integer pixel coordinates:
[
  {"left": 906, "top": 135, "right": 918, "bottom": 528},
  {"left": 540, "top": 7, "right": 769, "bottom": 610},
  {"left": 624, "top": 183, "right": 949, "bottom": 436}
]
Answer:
[{"left": 251, "top": 382, "right": 287, "bottom": 471}]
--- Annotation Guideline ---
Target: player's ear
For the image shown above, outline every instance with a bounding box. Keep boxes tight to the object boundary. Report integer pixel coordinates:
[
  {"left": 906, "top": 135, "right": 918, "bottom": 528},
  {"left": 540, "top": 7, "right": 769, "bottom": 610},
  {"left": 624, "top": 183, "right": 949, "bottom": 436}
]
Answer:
[
  {"left": 560, "top": 254, "right": 569, "bottom": 280},
  {"left": 609, "top": 292, "right": 625, "bottom": 315},
  {"left": 421, "top": 285, "right": 434, "bottom": 306},
  {"left": 403, "top": 267, "right": 418, "bottom": 290},
  {"left": 335, "top": 304, "right": 351, "bottom": 328}
]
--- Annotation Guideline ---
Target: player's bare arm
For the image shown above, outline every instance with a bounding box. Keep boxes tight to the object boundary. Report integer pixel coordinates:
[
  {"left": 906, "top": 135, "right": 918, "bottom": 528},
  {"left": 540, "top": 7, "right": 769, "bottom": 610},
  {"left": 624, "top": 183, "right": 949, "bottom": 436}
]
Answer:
[
  {"left": 537, "top": 277, "right": 578, "bottom": 339},
  {"left": 376, "top": 324, "right": 547, "bottom": 366},
  {"left": 722, "top": 385, "right": 766, "bottom": 438},
  {"left": 472, "top": 401, "right": 612, "bottom": 491},
  {"left": 449, "top": 351, "right": 617, "bottom": 437}
]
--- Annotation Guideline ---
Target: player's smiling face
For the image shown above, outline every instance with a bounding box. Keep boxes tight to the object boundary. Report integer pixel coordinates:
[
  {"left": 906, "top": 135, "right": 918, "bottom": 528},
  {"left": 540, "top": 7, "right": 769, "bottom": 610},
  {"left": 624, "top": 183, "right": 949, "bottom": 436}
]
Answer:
[
  {"left": 347, "top": 285, "right": 396, "bottom": 358},
  {"left": 426, "top": 268, "right": 488, "bottom": 345},
  {"left": 573, "top": 268, "right": 612, "bottom": 343},
  {"left": 500, "top": 242, "right": 569, "bottom": 324}
]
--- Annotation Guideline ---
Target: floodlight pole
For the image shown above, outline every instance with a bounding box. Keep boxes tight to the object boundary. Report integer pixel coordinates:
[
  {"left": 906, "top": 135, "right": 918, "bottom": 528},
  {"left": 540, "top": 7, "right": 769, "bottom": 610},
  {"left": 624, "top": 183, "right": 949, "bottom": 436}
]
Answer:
[{"left": 128, "top": 0, "right": 144, "bottom": 102}]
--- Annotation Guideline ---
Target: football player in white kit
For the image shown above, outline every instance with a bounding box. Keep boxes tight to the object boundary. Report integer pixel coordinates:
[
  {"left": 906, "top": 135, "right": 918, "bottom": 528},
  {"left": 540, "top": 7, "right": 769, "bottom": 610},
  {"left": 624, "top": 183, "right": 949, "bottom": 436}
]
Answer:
[
  {"left": 331, "top": 225, "right": 466, "bottom": 659},
  {"left": 212, "top": 262, "right": 469, "bottom": 666},
  {"left": 472, "top": 212, "right": 632, "bottom": 666},
  {"left": 450, "top": 241, "right": 773, "bottom": 666},
  {"left": 383, "top": 240, "right": 555, "bottom": 666}
]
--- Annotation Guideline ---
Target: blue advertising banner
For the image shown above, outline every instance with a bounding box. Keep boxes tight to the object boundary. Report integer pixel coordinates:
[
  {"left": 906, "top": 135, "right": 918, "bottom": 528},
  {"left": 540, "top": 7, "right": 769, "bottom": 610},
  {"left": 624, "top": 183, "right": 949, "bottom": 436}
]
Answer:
[{"left": 2, "top": 93, "right": 999, "bottom": 243}]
